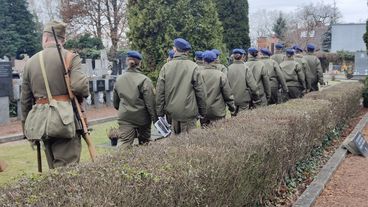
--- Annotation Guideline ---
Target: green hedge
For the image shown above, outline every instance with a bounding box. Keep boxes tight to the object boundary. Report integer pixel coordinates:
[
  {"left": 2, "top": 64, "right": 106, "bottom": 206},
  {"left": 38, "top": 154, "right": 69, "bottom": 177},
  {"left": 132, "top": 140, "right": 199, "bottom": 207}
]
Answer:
[{"left": 0, "top": 83, "right": 363, "bottom": 206}]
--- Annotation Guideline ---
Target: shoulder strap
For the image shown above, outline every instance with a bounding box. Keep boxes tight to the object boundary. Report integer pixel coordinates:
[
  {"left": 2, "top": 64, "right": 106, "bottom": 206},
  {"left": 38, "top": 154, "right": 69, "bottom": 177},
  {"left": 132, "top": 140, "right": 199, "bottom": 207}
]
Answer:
[{"left": 39, "top": 52, "right": 53, "bottom": 102}]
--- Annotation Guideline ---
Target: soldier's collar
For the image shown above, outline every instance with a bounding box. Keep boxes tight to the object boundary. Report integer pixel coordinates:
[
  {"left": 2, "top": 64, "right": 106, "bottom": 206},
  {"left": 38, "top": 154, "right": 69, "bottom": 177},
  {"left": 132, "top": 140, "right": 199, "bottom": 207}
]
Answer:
[
  {"left": 260, "top": 56, "right": 270, "bottom": 59},
  {"left": 127, "top": 67, "right": 142, "bottom": 73},
  {"left": 44, "top": 43, "right": 57, "bottom": 48},
  {"left": 173, "top": 53, "right": 189, "bottom": 60},
  {"left": 248, "top": 57, "right": 258, "bottom": 61},
  {"left": 204, "top": 63, "right": 217, "bottom": 69},
  {"left": 233, "top": 60, "right": 244, "bottom": 64}
]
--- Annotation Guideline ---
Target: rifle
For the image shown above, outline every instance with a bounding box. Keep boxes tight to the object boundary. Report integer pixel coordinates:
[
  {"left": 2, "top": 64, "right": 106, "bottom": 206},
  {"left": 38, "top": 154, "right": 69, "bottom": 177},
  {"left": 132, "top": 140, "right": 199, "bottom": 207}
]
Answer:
[
  {"left": 51, "top": 27, "right": 97, "bottom": 162},
  {"left": 36, "top": 140, "right": 42, "bottom": 173}
]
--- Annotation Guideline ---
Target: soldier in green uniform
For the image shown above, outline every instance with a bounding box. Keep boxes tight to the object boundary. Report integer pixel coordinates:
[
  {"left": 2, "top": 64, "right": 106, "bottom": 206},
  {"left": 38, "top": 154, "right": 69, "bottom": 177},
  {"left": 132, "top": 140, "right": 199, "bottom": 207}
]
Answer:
[
  {"left": 279, "top": 49, "right": 306, "bottom": 99},
  {"left": 260, "top": 48, "right": 288, "bottom": 105},
  {"left": 200, "top": 50, "right": 235, "bottom": 126},
  {"left": 211, "top": 49, "right": 228, "bottom": 75},
  {"left": 156, "top": 38, "right": 207, "bottom": 134},
  {"left": 246, "top": 48, "right": 271, "bottom": 107},
  {"left": 21, "top": 20, "right": 89, "bottom": 168},
  {"left": 302, "top": 44, "right": 324, "bottom": 91},
  {"left": 195, "top": 51, "right": 205, "bottom": 71},
  {"left": 227, "top": 49, "right": 260, "bottom": 111},
  {"left": 271, "top": 43, "right": 286, "bottom": 64},
  {"left": 113, "top": 51, "right": 157, "bottom": 148},
  {"left": 293, "top": 45, "right": 312, "bottom": 92}
]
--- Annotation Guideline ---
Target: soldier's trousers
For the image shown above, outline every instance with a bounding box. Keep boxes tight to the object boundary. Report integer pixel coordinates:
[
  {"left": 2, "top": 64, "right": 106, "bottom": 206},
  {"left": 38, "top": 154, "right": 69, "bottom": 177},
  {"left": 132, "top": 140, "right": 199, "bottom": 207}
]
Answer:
[
  {"left": 172, "top": 119, "right": 197, "bottom": 135},
  {"left": 43, "top": 136, "right": 81, "bottom": 169},
  {"left": 269, "top": 87, "right": 280, "bottom": 105},
  {"left": 117, "top": 123, "right": 151, "bottom": 148},
  {"left": 286, "top": 86, "right": 302, "bottom": 100},
  {"left": 310, "top": 79, "right": 319, "bottom": 91},
  {"left": 200, "top": 116, "right": 224, "bottom": 128}
]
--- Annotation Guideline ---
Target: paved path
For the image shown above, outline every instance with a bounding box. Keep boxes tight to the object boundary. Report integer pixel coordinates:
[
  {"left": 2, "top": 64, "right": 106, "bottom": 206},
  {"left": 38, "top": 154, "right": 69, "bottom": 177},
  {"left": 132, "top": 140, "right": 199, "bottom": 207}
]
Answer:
[{"left": 314, "top": 125, "right": 368, "bottom": 207}]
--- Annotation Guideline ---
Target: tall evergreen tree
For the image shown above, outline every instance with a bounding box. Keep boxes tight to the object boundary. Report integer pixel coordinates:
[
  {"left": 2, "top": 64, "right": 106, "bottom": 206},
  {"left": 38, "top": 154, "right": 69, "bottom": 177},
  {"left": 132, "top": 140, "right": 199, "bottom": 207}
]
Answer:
[
  {"left": 364, "top": 20, "right": 368, "bottom": 51},
  {"left": 0, "top": 0, "right": 41, "bottom": 58},
  {"left": 214, "top": 0, "right": 250, "bottom": 53},
  {"left": 272, "top": 13, "right": 287, "bottom": 40},
  {"left": 128, "top": 0, "right": 224, "bottom": 70}
]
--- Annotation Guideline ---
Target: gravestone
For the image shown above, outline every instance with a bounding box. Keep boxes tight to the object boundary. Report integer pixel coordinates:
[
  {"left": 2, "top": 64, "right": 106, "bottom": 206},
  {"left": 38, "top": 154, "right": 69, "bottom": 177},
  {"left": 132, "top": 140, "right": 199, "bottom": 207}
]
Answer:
[
  {"left": 0, "top": 61, "right": 12, "bottom": 124},
  {"left": 85, "top": 59, "right": 94, "bottom": 77},
  {"left": 344, "top": 132, "right": 368, "bottom": 157},
  {"left": 354, "top": 51, "right": 368, "bottom": 75}
]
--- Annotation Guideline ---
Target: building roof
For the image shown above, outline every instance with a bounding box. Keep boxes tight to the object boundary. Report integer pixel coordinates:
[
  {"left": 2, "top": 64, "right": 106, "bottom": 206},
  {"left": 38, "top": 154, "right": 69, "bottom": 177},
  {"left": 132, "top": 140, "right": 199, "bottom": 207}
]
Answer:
[{"left": 331, "top": 23, "right": 366, "bottom": 52}]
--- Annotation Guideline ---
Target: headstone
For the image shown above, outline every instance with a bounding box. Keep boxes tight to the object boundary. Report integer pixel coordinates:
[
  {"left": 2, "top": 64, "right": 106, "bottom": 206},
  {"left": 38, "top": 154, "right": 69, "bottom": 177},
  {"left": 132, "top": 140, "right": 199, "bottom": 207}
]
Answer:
[
  {"left": 0, "top": 61, "right": 12, "bottom": 97},
  {"left": 85, "top": 59, "right": 94, "bottom": 77},
  {"left": 344, "top": 132, "right": 368, "bottom": 157},
  {"left": 354, "top": 51, "right": 368, "bottom": 75},
  {"left": 0, "top": 97, "right": 10, "bottom": 124},
  {"left": 94, "top": 59, "right": 103, "bottom": 77}
]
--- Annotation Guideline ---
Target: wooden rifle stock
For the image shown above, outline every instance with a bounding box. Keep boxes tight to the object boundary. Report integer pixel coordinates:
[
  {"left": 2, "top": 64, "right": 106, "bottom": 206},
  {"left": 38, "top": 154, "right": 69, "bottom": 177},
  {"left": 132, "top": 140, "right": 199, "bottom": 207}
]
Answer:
[
  {"left": 36, "top": 140, "right": 42, "bottom": 173},
  {"left": 51, "top": 27, "right": 97, "bottom": 162}
]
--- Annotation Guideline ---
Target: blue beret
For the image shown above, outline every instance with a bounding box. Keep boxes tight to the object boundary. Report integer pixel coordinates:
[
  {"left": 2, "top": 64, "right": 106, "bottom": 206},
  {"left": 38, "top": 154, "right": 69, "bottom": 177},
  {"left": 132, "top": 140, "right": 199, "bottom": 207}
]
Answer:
[
  {"left": 232, "top": 48, "right": 244, "bottom": 55},
  {"left": 248, "top": 47, "right": 258, "bottom": 54},
  {"left": 127, "top": 50, "right": 142, "bottom": 60},
  {"left": 275, "top": 43, "right": 284, "bottom": 49},
  {"left": 195, "top": 51, "right": 204, "bottom": 59},
  {"left": 307, "top": 43, "right": 315, "bottom": 51},
  {"left": 203, "top": 50, "right": 217, "bottom": 63},
  {"left": 168, "top": 49, "right": 175, "bottom": 59},
  {"left": 260, "top": 48, "right": 272, "bottom": 56},
  {"left": 292, "top": 45, "right": 303, "bottom": 52},
  {"left": 174, "top": 38, "right": 191, "bottom": 51},
  {"left": 286, "top": 48, "right": 295, "bottom": 56},
  {"left": 211, "top": 49, "right": 221, "bottom": 57},
  {"left": 240, "top": 49, "right": 246, "bottom": 54}
]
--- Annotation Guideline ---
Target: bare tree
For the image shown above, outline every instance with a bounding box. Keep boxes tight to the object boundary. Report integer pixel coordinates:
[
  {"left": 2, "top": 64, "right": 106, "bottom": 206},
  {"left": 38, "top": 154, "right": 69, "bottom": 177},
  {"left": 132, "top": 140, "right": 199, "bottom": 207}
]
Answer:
[
  {"left": 60, "top": 0, "right": 128, "bottom": 58},
  {"left": 249, "top": 9, "right": 279, "bottom": 44}
]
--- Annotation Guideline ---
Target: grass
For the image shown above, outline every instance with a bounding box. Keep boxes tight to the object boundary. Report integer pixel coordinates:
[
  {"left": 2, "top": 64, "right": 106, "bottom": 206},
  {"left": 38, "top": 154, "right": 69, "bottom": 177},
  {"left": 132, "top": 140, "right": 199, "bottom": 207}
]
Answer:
[{"left": 0, "top": 121, "right": 118, "bottom": 186}]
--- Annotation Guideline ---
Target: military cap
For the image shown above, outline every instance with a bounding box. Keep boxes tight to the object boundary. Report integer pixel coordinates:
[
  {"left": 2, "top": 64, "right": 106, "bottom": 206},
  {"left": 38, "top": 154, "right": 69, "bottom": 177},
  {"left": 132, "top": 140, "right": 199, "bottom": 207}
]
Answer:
[
  {"left": 306, "top": 43, "right": 315, "bottom": 52},
  {"left": 168, "top": 49, "right": 175, "bottom": 59},
  {"left": 248, "top": 47, "right": 258, "bottom": 54},
  {"left": 260, "top": 48, "right": 272, "bottom": 56},
  {"left": 275, "top": 43, "right": 284, "bottom": 49},
  {"left": 286, "top": 48, "right": 295, "bottom": 56},
  {"left": 240, "top": 49, "right": 246, "bottom": 54},
  {"left": 43, "top": 20, "right": 67, "bottom": 39},
  {"left": 232, "top": 49, "right": 244, "bottom": 55},
  {"left": 211, "top": 49, "right": 221, "bottom": 57},
  {"left": 203, "top": 50, "right": 217, "bottom": 63},
  {"left": 127, "top": 51, "right": 142, "bottom": 60},
  {"left": 195, "top": 51, "right": 204, "bottom": 60},
  {"left": 174, "top": 38, "right": 191, "bottom": 51},
  {"left": 292, "top": 45, "right": 303, "bottom": 53}
]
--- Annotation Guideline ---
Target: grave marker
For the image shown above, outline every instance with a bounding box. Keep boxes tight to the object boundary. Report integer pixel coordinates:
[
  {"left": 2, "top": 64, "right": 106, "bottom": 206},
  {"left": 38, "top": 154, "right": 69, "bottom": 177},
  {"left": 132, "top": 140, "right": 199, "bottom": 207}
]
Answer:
[{"left": 344, "top": 132, "right": 368, "bottom": 157}]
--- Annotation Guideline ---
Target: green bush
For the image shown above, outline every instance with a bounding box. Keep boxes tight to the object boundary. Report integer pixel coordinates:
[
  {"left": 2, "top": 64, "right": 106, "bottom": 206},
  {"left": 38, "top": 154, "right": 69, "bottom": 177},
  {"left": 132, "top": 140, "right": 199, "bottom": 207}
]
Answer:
[{"left": 0, "top": 83, "right": 363, "bottom": 206}]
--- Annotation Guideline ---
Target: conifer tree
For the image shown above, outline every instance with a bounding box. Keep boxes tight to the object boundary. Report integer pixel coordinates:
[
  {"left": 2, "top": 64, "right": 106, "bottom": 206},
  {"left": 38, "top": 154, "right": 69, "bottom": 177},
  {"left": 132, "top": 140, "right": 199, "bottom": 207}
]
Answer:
[{"left": 0, "top": 0, "right": 41, "bottom": 58}]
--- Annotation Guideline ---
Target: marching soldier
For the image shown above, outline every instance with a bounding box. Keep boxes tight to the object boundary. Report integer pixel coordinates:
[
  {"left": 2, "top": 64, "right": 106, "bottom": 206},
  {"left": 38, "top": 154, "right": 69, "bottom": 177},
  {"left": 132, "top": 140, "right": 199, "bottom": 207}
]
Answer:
[
  {"left": 293, "top": 45, "right": 312, "bottom": 92},
  {"left": 260, "top": 48, "right": 288, "bottom": 105},
  {"left": 279, "top": 49, "right": 306, "bottom": 100},
  {"left": 200, "top": 50, "right": 235, "bottom": 126},
  {"left": 227, "top": 49, "right": 260, "bottom": 112},
  {"left": 271, "top": 43, "right": 286, "bottom": 64},
  {"left": 246, "top": 48, "right": 271, "bottom": 107},
  {"left": 156, "top": 38, "right": 207, "bottom": 134},
  {"left": 195, "top": 51, "right": 205, "bottom": 70},
  {"left": 303, "top": 44, "right": 324, "bottom": 91},
  {"left": 113, "top": 51, "right": 157, "bottom": 148},
  {"left": 21, "top": 20, "right": 89, "bottom": 168},
  {"left": 211, "top": 49, "right": 228, "bottom": 75}
]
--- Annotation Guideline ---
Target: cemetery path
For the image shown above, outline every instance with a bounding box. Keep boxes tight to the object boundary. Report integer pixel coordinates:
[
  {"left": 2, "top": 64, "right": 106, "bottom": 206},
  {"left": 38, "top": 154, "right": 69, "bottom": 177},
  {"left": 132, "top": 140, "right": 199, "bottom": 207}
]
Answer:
[
  {"left": 314, "top": 124, "right": 368, "bottom": 207},
  {"left": 0, "top": 106, "right": 117, "bottom": 137}
]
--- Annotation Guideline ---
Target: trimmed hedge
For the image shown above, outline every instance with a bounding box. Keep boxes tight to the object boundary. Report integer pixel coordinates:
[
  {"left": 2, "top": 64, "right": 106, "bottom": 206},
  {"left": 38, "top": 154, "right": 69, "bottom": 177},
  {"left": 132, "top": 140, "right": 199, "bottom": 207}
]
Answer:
[{"left": 0, "top": 83, "right": 363, "bottom": 206}]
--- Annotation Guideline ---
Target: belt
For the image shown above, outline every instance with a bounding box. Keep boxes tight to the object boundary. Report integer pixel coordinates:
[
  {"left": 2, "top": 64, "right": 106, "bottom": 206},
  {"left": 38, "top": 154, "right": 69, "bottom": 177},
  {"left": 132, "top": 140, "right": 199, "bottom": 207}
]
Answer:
[{"left": 36, "top": 95, "right": 70, "bottom": 104}]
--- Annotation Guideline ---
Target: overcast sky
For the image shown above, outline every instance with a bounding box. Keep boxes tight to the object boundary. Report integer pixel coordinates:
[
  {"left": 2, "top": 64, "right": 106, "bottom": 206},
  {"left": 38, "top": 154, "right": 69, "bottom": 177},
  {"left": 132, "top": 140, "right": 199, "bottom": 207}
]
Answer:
[{"left": 249, "top": 0, "right": 368, "bottom": 23}]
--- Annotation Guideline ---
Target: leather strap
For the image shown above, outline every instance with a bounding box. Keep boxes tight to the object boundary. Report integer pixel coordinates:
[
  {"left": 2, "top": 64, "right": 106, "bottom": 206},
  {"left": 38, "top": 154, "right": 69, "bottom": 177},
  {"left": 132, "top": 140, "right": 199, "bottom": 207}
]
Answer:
[
  {"left": 36, "top": 95, "right": 70, "bottom": 104},
  {"left": 39, "top": 52, "right": 53, "bottom": 103}
]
